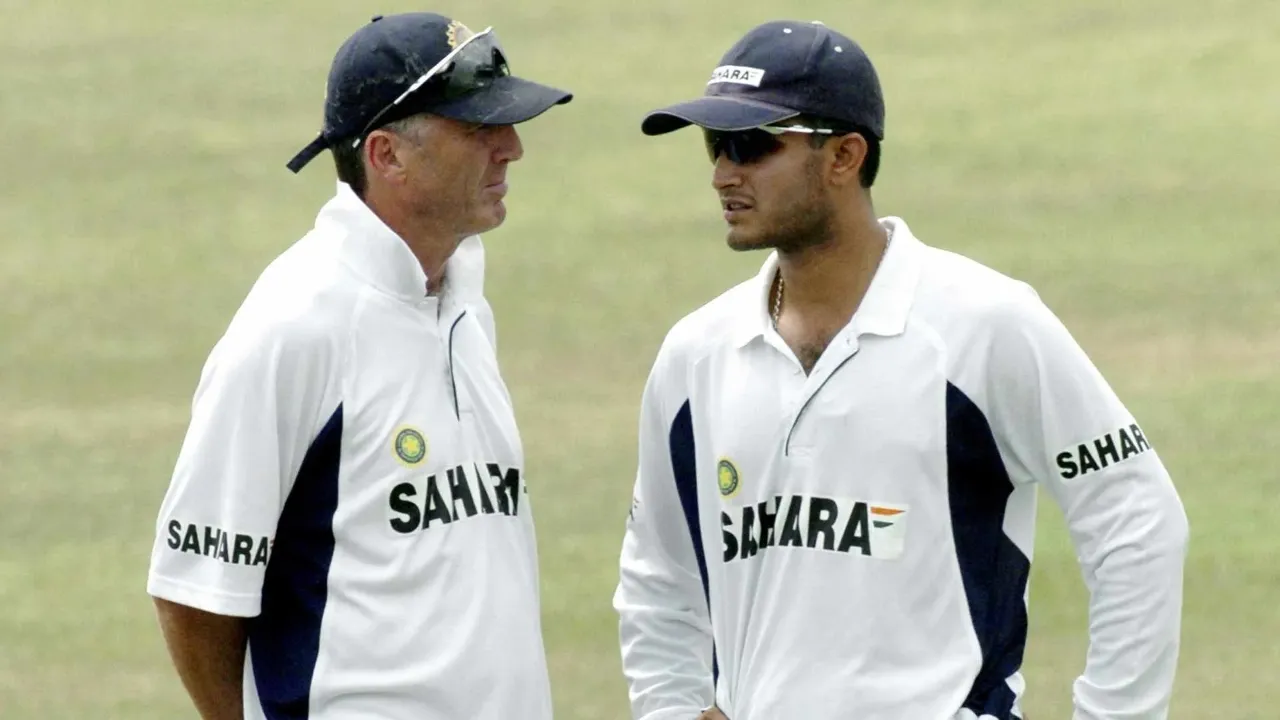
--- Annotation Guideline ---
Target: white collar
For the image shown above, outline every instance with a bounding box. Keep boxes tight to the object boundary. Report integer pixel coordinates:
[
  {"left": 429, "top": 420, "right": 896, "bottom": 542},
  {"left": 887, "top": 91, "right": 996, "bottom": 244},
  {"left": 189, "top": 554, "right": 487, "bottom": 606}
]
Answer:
[
  {"left": 731, "top": 216, "right": 923, "bottom": 348},
  {"left": 314, "top": 181, "right": 486, "bottom": 303}
]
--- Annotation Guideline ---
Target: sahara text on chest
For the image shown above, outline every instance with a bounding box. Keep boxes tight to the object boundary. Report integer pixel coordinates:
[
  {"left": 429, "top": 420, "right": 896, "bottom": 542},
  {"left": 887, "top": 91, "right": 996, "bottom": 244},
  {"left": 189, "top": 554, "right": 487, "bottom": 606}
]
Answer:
[
  {"left": 388, "top": 462, "right": 522, "bottom": 534},
  {"left": 722, "top": 494, "right": 908, "bottom": 562}
]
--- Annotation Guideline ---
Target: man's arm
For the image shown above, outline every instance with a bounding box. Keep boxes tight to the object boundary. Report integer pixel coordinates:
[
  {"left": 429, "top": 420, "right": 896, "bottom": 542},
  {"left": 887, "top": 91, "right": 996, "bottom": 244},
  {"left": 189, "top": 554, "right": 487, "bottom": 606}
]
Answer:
[
  {"left": 154, "top": 599, "right": 248, "bottom": 720},
  {"left": 986, "top": 285, "right": 1189, "bottom": 719},
  {"left": 147, "top": 306, "right": 339, "bottom": 717},
  {"left": 613, "top": 344, "right": 717, "bottom": 720}
]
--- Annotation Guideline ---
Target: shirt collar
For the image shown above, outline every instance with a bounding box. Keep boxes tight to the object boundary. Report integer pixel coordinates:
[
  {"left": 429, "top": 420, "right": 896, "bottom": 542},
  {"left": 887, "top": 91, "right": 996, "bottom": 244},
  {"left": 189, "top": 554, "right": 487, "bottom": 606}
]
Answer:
[
  {"left": 314, "top": 181, "right": 486, "bottom": 303},
  {"left": 731, "top": 216, "right": 923, "bottom": 348}
]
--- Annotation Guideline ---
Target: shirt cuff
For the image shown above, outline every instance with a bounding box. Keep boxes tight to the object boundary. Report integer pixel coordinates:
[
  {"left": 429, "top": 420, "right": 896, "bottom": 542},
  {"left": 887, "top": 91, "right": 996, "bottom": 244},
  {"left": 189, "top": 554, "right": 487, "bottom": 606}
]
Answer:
[{"left": 147, "top": 573, "right": 262, "bottom": 617}]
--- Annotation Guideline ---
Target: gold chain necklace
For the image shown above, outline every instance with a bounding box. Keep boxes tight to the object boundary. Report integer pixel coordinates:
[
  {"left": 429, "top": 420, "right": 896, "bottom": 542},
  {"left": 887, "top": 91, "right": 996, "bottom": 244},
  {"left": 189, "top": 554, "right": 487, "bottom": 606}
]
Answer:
[
  {"left": 771, "top": 273, "right": 784, "bottom": 326},
  {"left": 772, "top": 235, "right": 890, "bottom": 328}
]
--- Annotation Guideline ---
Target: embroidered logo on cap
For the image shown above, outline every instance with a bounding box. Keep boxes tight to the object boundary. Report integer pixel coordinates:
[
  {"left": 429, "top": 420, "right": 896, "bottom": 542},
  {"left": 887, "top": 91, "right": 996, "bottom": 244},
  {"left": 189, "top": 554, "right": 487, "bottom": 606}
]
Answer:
[
  {"left": 446, "top": 19, "right": 475, "bottom": 49},
  {"left": 708, "top": 65, "right": 766, "bottom": 87}
]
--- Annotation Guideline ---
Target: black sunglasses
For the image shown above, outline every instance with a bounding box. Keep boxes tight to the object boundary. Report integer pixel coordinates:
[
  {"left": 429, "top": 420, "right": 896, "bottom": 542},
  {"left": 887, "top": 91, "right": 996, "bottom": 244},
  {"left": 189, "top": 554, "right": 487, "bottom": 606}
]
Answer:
[
  {"left": 704, "top": 123, "right": 848, "bottom": 164},
  {"left": 355, "top": 27, "right": 510, "bottom": 147}
]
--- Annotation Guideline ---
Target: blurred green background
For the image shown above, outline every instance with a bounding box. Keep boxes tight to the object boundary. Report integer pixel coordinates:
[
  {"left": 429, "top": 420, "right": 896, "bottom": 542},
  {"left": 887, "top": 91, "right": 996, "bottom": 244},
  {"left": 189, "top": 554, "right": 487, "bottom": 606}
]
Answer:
[{"left": 1, "top": 0, "right": 1277, "bottom": 717}]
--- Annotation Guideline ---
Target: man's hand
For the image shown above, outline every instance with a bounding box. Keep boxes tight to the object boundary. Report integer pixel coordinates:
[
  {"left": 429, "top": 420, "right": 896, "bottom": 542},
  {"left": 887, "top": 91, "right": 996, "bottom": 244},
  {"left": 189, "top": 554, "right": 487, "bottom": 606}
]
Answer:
[{"left": 696, "top": 707, "right": 729, "bottom": 720}]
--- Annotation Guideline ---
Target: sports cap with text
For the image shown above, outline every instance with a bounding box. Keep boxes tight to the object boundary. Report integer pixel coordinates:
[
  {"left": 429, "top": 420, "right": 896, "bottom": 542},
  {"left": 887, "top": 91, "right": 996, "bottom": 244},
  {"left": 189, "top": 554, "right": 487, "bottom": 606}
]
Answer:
[
  {"left": 287, "top": 12, "right": 573, "bottom": 172},
  {"left": 641, "top": 20, "right": 884, "bottom": 137}
]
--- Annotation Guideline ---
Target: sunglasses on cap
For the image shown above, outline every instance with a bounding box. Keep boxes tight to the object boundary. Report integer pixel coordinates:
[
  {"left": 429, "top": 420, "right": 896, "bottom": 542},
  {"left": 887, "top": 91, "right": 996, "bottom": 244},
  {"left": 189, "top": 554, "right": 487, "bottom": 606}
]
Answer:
[
  {"left": 704, "top": 123, "right": 850, "bottom": 165},
  {"left": 354, "top": 27, "right": 510, "bottom": 147}
]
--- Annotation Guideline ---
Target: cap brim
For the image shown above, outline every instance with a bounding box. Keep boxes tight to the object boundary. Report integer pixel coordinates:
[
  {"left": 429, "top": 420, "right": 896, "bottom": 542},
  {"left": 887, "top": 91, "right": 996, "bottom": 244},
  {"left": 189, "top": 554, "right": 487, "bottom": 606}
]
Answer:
[
  {"left": 429, "top": 75, "right": 572, "bottom": 125},
  {"left": 641, "top": 96, "right": 799, "bottom": 136}
]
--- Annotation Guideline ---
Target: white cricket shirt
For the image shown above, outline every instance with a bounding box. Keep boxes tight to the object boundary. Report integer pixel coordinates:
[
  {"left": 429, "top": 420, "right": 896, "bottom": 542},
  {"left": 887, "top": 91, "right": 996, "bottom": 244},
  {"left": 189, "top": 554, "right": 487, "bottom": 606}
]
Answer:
[
  {"left": 614, "top": 218, "right": 1189, "bottom": 720},
  {"left": 147, "top": 182, "right": 552, "bottom": 720}
]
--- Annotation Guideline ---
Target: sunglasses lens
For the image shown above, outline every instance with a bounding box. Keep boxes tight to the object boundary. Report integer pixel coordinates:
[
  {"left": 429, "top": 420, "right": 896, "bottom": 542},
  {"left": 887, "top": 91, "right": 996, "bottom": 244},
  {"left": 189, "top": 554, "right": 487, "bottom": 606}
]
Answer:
[
  {"left": 704, "top": 130, "right": 781, "bottom": 164},
  {"left": 437, "top": 34, "right": 509, "bottom": 101},
  {"left": 358, "top": 31, "right": 507, "bottom": 138}
]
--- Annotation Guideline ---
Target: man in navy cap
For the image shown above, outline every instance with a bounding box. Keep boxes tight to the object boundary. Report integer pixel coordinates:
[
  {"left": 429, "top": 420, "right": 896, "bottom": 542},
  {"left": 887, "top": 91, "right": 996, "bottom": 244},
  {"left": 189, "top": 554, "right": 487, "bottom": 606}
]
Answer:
[
  {"left": 147, "top": 13, "right": 571, "bottom": 720},
  {"left": 614, "top": 19, "right": 1186, "bottom": 720}
]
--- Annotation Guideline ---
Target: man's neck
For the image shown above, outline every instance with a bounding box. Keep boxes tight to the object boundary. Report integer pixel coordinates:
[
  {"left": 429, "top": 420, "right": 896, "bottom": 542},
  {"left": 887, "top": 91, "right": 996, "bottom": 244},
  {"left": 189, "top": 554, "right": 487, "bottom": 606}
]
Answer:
[
  {"left": 775, "top": 214, "right": 889, "bottom": 329},
  {"left": 365, "top": 191, "right": 460, "bottom": 295}
]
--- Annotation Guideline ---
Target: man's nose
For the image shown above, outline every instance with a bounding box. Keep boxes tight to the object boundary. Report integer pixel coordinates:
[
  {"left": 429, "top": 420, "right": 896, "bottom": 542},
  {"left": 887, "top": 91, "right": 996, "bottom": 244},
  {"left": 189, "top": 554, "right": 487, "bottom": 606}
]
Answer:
[{"left": 493, "top": 124, "right": 524, "bottom": 163}]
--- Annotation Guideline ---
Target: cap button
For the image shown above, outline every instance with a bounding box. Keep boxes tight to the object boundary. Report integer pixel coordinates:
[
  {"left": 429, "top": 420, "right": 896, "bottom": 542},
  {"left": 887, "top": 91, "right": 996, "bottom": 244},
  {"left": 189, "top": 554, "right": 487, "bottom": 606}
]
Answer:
[{"left": 371, "top": 14, "right": 384, "bottom": 22}]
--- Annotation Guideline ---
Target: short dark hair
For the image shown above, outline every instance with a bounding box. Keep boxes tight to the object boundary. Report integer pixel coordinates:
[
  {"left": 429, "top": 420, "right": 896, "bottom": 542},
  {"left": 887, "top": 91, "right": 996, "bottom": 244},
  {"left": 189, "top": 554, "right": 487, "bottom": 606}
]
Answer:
[
  {"left": 332, "top": 138, "right": 367, "bottom": 197},
  {"left": 799, "top": 115, "right": 881, "bottom": 188}
]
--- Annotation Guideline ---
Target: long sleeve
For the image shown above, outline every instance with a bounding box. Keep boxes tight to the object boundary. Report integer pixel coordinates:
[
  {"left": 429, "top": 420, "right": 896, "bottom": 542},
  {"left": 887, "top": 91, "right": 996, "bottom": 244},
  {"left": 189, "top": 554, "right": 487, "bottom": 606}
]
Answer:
[
  {"left": 985, "top": 286, "right": 1190, "bottom": 720},
  {"left": 613, "top": 347, "right": 715, "bottom": 720}
]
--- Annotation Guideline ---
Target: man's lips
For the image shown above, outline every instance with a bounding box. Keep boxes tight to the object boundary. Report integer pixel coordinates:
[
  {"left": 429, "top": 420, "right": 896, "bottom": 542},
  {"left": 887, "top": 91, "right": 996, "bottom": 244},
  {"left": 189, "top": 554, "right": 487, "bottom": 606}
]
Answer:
[{"left": 722, "top": 196, "right": 754, "bottom": 221}]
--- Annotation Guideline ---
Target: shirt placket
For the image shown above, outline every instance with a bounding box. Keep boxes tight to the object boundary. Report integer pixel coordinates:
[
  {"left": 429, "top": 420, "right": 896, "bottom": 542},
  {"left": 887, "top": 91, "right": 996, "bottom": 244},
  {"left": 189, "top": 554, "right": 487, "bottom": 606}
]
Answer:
[{"left": 781, "top": 327, "right": 861, "bottom": 457}]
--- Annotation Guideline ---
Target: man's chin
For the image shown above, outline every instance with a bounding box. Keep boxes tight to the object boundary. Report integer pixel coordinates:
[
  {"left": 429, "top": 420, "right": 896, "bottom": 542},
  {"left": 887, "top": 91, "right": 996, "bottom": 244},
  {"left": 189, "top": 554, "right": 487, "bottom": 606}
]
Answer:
[
  {"left": 487, "top": 201, "right": 507, "bottom": 229},
  {"left": 725, "top": 228, "right": 773, "bottom": 252},
  {"left": 463, "top": 203, "right": 506, "bottom": 236}
]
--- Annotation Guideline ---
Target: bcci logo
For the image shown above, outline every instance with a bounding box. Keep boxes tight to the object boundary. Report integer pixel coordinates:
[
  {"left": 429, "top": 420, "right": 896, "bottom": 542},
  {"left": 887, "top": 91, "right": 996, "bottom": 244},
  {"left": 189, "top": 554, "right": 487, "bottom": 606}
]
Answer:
[
  {"left": 394, "top": 427, "right": 428, "bottom": 466},
  {"left": 717, "top": 458, "right": 740, "bottom": 498},
  {"left": 446, "top": 19, "right": 475, "bottom": 49}
]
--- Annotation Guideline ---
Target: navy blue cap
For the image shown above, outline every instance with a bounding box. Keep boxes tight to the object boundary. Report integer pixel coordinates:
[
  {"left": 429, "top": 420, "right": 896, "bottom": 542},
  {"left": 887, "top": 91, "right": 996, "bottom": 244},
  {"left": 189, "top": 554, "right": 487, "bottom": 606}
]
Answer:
[
  {"left": 642, "top": 20, "right": 883, "bottom": 138},
  {"left": 288, "top": 13, "right": 572, "bottom": 173}
]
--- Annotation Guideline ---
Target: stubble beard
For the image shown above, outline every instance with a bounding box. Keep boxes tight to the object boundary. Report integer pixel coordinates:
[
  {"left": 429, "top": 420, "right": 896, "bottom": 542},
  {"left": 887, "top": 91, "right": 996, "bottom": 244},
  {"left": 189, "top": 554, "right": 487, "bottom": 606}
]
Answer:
[{"left": 726, "top": 163, "right": 834, "bottom": 254}]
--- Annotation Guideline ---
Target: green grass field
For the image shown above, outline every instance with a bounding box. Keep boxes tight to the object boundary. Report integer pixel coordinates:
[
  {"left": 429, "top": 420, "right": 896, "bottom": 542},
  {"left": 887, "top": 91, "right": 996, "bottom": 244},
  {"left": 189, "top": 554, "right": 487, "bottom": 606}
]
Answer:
[{"left": 2, "top": 0, "right": 1277, "bottom": 717}]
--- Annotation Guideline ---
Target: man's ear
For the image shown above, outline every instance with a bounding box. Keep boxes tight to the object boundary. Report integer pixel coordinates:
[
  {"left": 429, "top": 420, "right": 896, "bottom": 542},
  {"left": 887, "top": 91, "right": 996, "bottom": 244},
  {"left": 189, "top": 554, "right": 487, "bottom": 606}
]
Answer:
[
  {"left": 364, "top": 130, "right": 409, "bottom": 184},
  {"left": 827, "top": 132, "right": 869, "bottom": 189}
]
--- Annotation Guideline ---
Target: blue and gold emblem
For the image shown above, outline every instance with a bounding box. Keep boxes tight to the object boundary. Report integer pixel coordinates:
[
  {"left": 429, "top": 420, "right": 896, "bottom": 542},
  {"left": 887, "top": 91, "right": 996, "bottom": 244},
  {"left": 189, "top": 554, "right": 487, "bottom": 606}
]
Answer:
[
  {"left": 717, "top": 458, "right": 740, "bottom": 498},
  {"left": 446, "top": 19, "right": 475, "bottom": 49},
  {"left": 393, "top": 427, "right": 428, "bottom": 465}
]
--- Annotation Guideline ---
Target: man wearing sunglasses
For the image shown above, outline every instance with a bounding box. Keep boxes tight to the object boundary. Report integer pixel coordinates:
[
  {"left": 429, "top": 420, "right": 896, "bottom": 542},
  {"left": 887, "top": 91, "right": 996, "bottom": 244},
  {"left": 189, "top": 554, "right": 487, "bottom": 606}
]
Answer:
[
  {"left": 147, "top": 12, "right": 571, "bottom": 720},
  {"left": 614, "top": 19, "right": 1187, "bottom": 720}
]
